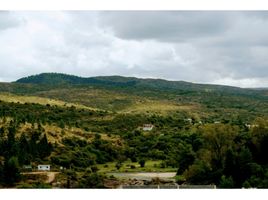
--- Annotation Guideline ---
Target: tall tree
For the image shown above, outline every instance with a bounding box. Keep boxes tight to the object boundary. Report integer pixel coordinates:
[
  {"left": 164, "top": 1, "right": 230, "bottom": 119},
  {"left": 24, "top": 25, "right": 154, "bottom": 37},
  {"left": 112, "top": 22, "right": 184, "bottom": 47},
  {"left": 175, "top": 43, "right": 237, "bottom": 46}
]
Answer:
[
  {"left": 3, "top": 157, "right": 21, "bottom": 186},
  {"left": 18, "top": 133, "right": 31, "bottom": 164},
  {"left": 200, "top": 124, "right": 238, "bottom": 169},
  {"left": 38, "top": 134, "right": 52, "bottom": 158},
  {"left": 5, "top": 122, "right": 18, "bottom": 159}
]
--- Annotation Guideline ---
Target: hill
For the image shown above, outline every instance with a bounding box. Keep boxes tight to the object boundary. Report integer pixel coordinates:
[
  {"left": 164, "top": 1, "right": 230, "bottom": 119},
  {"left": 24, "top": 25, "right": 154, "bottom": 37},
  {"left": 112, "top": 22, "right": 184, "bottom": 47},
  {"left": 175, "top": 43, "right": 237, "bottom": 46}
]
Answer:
[
  {"left": 0, "top": 72, "right": 265, "bottom": 118},
  {"left": 1, "top": 72, "right": 268, "bottom": 188},
  {"left": 16, "top": 73, "right": 262, "bottom": 96}
]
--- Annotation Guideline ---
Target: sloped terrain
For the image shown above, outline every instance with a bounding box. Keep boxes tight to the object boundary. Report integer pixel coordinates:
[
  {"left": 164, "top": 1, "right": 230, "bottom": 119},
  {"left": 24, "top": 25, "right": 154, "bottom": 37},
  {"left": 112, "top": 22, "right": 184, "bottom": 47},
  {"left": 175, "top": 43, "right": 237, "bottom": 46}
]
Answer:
[{"left": 0, "top": 73, "right": 268, "bottom": 188}]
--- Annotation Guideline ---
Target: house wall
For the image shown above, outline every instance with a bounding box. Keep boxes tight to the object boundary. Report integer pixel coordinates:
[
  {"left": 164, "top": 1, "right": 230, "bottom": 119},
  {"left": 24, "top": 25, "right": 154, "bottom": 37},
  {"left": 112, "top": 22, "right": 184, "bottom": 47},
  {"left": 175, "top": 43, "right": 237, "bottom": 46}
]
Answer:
[
  {"left": 38, "top": 165, "right": 50, "bottom": 171},
  {"left": 143, "top": 126, "right": 153, "bottom": 131}
]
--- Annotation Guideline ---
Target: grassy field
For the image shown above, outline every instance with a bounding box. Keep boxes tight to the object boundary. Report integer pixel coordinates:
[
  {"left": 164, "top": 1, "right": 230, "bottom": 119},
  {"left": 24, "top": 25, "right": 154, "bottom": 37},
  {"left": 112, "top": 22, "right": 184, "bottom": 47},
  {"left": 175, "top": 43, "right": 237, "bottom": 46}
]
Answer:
[
  {"left": 0, "top": 90, "right": 204, "bottom": 118},
  {"left": 97, "top": 160, "right": 177, "bottom": 173},
  {"left": 121, "top": 99, "right": 203, "bottom": 116},
  {"left": 0, "top": 92, "right": 97, "bottom": 111},
  {"left": 35, "top": 87, "right": 138, "bottom": 111}
]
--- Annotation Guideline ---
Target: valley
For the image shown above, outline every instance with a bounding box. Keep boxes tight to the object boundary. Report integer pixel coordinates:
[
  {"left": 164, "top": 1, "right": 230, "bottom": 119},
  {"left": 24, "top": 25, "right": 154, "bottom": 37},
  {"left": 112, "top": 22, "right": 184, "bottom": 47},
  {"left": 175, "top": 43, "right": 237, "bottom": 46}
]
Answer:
[{"left": 0, "top": 73, "right": 267, "bottom": 188}]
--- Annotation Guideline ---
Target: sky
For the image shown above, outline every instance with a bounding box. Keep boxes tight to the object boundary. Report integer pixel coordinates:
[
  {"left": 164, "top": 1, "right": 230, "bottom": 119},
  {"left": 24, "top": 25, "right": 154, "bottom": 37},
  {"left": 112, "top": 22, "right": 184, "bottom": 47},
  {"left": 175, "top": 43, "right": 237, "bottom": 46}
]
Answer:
[{"left": 0, "top": 11, "right": 268, "bottom": 88}]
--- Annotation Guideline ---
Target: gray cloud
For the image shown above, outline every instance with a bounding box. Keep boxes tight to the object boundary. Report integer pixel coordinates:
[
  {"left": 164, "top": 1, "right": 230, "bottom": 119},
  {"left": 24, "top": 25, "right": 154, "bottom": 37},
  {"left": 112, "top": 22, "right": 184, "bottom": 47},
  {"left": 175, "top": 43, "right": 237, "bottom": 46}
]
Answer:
[
  {"left": 0, "top": 11, "right": 267, "bottom": 88},
  {"left": 0, "top": 11, "right": 22, "bottom": 31},
  {"left": 99, "top": 11, "right": 233, "bottom": 42}
]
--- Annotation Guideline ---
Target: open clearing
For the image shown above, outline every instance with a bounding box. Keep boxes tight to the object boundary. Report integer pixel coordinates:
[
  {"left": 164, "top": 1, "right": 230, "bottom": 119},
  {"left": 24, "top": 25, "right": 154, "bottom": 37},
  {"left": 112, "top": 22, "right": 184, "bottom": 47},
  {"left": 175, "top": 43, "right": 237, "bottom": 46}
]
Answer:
[
  {"left": 97, "top": 160, "right": 177, "bottom": 173},
  {"left": 0, "top": 92, "right": 97, "bottom": 110},
  {"left": 107, "top": 172, "right": 176, "bottom": 181}
]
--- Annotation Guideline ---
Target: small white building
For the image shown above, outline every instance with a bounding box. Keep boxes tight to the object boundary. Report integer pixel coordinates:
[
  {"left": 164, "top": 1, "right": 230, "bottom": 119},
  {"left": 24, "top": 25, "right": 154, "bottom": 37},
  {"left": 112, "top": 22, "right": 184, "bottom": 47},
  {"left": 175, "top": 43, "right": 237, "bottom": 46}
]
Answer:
[
  {"left": 142, "top": 124, "right": 154, "bottom": 131},
  {"left": 245, "top": 124, "right": 259, "bottom": 129},
  {"left": 37, "top": 164, "right": 51, "bottom": 171},
  {"left": 185, "top": 118, "right": 193, "bottom": 123},
  {"left": 245, "top": 124, "right": 251, "bottom": 129}
]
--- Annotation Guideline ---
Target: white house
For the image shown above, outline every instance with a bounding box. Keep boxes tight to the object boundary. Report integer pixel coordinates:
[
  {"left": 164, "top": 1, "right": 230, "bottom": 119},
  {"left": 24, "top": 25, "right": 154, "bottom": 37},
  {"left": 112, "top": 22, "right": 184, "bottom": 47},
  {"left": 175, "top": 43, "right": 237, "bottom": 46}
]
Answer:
[
  {"left": 142, "top": 124, "right": 154, "bottom": 131},
  {"left": 245, "top": 124, "right": 259, "bottom": 129},
  {"left": 37, "top": 165, "right": 51, "bottom": 171},
  {"left": 185, "top": 118, "right": 193, "bottom": 123}
]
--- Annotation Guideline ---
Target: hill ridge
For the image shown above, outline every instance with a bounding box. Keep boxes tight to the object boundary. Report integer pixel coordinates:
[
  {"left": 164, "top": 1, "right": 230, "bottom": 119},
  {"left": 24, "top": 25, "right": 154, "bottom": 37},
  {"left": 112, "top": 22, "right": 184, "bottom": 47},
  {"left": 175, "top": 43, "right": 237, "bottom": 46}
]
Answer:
[
  {"left": 15, "top": 72, "right": 263, "bottom": 97},
  {"left": 16, "top": 72, "right": 244, "bottom": 89}
]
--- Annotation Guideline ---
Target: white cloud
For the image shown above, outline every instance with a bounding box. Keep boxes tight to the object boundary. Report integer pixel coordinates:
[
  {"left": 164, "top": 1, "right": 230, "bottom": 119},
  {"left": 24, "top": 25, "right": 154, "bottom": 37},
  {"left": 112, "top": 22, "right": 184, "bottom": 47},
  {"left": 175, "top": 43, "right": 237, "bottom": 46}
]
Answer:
[
  {"left": 212, "top": 77, "right": 268, "bottom": 88},
  {"left": 0, "top": 11, "right": 267, "bottom": 88}
]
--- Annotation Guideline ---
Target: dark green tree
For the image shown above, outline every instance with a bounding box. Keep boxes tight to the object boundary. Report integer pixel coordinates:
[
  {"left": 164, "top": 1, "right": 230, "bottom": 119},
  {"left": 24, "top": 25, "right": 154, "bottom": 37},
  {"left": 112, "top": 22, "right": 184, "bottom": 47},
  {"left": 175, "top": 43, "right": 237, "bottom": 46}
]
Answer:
[
  {"left": 219, "top": 175, "right": 234, "bottom": 188},
  {"left": 3, "top": 157, "right": 21, "bottom": 186},
  {"left": 176, "top": 145, "right": 195, "bottom": 175},
  {"left": 223, "top": 148, "right": 236, "bottom": 177},
  {"left": 79, "top": 172, "right": 105, "bottom": 188},
  {"left": 139, "top": 159, "right": 146, "bottom": 168},
  {"left": 38, "top": 134, "right": 52, "bottom": 159},
  {"left": 18, "top": 133, "right": 31, "bottom": 165},
  {"left": 5, "top": 123, "right": 18, "bottom": 158}
]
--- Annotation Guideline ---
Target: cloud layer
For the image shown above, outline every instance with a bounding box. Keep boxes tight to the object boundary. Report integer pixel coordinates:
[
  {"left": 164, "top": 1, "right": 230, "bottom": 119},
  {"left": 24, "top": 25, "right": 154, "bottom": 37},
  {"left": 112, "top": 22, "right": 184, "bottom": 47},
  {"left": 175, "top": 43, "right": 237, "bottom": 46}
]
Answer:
[{"left": 0, "top": 11, "right": 268, "bottom": 88}]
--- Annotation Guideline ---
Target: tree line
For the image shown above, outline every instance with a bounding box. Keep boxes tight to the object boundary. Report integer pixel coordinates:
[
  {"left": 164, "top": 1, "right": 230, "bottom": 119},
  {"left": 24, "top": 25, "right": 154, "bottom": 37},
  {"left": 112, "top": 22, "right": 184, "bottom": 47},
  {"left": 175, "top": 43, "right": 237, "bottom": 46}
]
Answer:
[{"left": 0, "top": 120, "right": 52, "bottom": 187}]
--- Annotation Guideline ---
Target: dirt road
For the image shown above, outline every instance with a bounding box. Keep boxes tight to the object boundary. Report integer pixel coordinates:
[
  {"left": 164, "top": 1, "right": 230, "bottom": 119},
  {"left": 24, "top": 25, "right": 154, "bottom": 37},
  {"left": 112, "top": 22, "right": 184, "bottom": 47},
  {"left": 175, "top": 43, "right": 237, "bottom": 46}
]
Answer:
[
  {"left": 46, "top": 172, "right": 58, "bottom": 183},
  {"left": 22, "top": 171, "right": 59, "bottom": 183}
]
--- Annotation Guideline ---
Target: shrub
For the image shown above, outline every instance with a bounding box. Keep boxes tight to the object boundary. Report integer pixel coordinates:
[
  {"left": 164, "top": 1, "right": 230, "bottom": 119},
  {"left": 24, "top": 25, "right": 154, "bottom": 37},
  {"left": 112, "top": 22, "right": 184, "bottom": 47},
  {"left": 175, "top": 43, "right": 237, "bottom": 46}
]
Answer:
[
  {"left": 139, "top": 159, "right": 146, "bottom": 168},
  {"left": 115, "top": 162, "right": 122, "bottom": 170}
]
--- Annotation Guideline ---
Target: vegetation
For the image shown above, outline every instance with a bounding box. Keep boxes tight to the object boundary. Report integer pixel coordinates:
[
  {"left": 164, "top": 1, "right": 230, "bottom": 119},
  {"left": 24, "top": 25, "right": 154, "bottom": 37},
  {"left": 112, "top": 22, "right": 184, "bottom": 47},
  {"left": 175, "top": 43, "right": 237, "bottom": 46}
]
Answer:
[{"left": 0, "top": 73, "right": 267, "bottom": 188}]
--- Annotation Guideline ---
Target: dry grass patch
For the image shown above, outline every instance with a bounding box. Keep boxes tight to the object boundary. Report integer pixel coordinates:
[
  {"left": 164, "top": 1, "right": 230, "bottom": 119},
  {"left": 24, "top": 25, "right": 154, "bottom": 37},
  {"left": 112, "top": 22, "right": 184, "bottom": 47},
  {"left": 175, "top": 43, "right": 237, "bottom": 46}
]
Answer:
[
  {"left": 122, "top": 100, "right": 200, "bottom": 115},
  {"left": 0, "top": 92, "right": 97, "bottom": 111},
  {"left": 14, "top": 122, "right": 122, "bottom": 147}
]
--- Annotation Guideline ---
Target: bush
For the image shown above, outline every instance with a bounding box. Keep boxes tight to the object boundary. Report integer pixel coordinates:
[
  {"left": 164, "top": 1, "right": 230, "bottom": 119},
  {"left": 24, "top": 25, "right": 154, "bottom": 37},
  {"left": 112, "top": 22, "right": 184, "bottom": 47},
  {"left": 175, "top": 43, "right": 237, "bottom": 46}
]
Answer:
[
  {"left": 139, "top": 159, "right": 146, "bottom": 168},
  {"left": 219, "top": 175, "right": 234, "bottom": 188},
  {"left": 79, "top": 173, "right": 105, "bottom": 188},
  {"left": 84, "top": 127, "right": 89, "bottom": 132},
  {"left": 242, "top": 181, "right": 251, "bottom": 188},
  {"left": 130, "top": 157, "right": 137, "bottom": 162},
  {"left": 115, "top": 162, "right": 122, "bottom": 170},
  {"left": 91, "top": 166, "right": 99, "bottom": 173},
  {"left": 160, "top": 162, "right": 166, "bottom": 168}
]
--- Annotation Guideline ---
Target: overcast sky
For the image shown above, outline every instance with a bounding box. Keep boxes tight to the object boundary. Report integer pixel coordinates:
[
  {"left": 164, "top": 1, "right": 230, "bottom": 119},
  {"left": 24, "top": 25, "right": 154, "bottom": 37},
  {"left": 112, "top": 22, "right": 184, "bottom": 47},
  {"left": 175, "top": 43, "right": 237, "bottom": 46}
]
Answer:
[{"left": 0, "top": 11, "right": 268, "bottom": 88}]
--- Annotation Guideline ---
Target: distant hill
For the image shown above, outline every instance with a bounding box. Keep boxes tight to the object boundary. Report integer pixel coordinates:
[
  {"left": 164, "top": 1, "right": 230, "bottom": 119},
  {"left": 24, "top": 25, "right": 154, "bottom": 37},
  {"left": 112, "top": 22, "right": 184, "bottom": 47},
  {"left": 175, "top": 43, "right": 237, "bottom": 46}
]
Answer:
[
  {"left": 15, "top": 73, "right": 261, "bottom": 96},
  {"left": 0, "top": 72, "right": 264, "bottom": 116},
  {"left": 16, "top": 73, "right": 138, "bottom": 87}
]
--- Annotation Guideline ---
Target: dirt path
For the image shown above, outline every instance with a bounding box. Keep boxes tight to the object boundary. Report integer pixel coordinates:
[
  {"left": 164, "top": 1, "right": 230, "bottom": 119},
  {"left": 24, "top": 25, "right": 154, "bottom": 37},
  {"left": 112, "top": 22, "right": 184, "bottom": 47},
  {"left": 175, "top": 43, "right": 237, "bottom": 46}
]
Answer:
[
  {"left": 22, "top": 171, "right": 59, "bottom": 183},
  {"left": 46, "top": 172, "right": 59, "bottom": 183}
]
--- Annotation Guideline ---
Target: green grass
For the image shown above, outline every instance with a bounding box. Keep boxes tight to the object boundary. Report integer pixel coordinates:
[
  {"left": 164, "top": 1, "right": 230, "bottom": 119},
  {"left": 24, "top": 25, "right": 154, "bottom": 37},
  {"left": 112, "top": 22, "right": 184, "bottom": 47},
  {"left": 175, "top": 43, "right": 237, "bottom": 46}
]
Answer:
[
  {"left": 0, "top": 92, "right": 98, "bottom": 111},
  {"left": 175, "top": 175, "right": 186, "bottom": 184},
  {"left": 96, "top": 160, "right": 177, "bottom": 173}
]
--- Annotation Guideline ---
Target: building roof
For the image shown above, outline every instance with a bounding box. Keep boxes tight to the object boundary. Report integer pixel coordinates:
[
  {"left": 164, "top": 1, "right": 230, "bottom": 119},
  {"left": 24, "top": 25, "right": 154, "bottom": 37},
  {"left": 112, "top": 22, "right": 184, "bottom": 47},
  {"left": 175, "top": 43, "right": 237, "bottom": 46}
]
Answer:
[{"left": 143, "top": 124, "right": 153, "bottom": 127}]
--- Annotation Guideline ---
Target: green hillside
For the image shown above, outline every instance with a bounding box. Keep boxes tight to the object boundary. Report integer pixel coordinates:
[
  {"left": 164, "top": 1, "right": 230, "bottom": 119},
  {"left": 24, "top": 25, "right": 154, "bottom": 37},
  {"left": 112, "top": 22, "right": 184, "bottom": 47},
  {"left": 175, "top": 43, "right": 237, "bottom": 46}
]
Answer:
[
  {"left": 0, "top": 73, "right": 265, "bottom": 115},
  {"left": 0, "top": 72, "right": 267, "bottom": 125},
  {"left": 0, "top": 73, "right": 268, "bottom": 188},
  {"left": 16, "top": 73, "right": 264, "bottom": 97}
]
